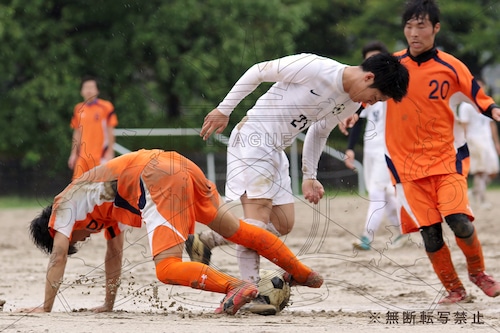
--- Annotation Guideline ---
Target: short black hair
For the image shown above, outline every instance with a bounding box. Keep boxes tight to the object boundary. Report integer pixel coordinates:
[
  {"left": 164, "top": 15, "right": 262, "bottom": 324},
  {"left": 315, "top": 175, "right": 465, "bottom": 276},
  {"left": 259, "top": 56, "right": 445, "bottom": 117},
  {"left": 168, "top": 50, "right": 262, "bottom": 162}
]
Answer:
[
  {"left": 402, "top": 0, "right": 440, "bottom": 27},
  {"left": 362, "top": 41, "right": 389, "bottom": 59},
  {"left": 361, "top": 52, "right": 409, "bottom": 102},
  {"left": 29, "top": 205, "right": 78, "bottom": 255},
  {"left": 80, "top": 75, "right": 99, "bottom": 90}
]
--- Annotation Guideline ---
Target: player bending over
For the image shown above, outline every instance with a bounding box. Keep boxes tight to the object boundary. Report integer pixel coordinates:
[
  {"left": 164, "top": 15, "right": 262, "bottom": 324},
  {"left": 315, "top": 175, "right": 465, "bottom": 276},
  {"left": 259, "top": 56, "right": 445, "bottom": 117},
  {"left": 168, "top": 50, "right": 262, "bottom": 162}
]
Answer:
[{"left": 22, "top": 149, "right": 322, "bottom": 314}]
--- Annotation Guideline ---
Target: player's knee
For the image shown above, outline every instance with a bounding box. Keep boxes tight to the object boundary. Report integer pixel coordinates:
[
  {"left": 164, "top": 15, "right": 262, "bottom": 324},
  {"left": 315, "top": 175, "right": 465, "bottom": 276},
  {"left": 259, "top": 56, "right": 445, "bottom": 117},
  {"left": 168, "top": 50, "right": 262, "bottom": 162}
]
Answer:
[
  {"left": 269, "top": 215, "right": 294, "bottom": 235},
  {"left": 445, "top": 213, "right": 474, "bottom": 238},
  {"left": 420, "top": 224, "right": 444, "bottom": 252},
  {"left": 274, "top": 221, "right": 294, "bottom": 235}
]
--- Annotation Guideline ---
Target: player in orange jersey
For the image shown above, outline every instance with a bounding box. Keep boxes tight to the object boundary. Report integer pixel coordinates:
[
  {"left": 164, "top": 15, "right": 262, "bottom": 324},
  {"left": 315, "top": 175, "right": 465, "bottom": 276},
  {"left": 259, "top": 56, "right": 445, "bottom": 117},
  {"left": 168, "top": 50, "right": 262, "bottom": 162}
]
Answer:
[
  {"left": 23, "top": 150, "right": 322, "bottom": 314},
  {"left": 385, "top": 0, "right": 500, "bottom": 303},
  {"left": 68, "top": 76, "right": 118, "bottom": 180}
]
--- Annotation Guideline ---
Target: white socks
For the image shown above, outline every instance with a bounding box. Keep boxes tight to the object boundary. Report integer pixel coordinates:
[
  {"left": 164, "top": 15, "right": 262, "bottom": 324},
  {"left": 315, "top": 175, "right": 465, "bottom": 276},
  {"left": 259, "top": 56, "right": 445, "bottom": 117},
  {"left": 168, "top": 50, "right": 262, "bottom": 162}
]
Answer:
[
  {"left": 236, "top": 218, "right": 267, "bottom": 284},
  {"left": 200, "top": 218, "right": 282, "bottom": 284},
  {"left": 363, "top": 188, "right": 389, "bottom": 242}
]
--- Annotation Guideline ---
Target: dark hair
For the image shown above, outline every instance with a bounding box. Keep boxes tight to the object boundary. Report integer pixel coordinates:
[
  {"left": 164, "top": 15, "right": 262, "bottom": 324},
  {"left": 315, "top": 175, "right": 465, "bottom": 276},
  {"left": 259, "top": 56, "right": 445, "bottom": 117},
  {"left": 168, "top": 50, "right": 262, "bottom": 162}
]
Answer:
[
  {"left": 362, "top": 41, "right": 389, "bottom": 59},
  {"left": 402, "top": 0, "right": 440, "bottom": 27},
  {"left": 29, "top": 205, "right": 78, "bottom": 255},
  {"left": 80, "top": 75, "right": 99, "bottom": 90},
  {"left": 361, "top": 53, "right": 409, "bottom": 102}
]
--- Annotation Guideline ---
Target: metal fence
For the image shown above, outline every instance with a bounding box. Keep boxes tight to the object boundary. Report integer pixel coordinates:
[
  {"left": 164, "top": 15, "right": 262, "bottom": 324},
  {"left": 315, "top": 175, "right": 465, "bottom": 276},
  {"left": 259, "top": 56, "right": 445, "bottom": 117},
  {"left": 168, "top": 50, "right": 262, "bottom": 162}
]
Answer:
[{"left": 113, "top": 128, "right": 365, "bottom": 195}]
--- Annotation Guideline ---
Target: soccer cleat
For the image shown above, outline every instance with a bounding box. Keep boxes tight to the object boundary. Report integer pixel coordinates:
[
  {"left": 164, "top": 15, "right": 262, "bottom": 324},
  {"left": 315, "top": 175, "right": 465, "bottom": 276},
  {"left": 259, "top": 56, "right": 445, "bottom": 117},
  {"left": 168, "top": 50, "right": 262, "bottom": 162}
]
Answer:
[
  {"left": 470, "top": 272, "right": 500, "bottom": 297},
  {"left": 438, "top": 287, "right": 467, "bottom": 304},
  {"left": 240, "top": 295, "right": 277, "bottom": 316},
  {"left": 282, "top": 270, "right": 323, "bottom": 288},
  {"left": 353, "top": 236, "right": 371, "bottom": 251},
  {"left": 214, "top": 283, "right": 259, "bottom": 315},
  {"left": 185, "top": 234, "right": 212, "bottom": 265}
]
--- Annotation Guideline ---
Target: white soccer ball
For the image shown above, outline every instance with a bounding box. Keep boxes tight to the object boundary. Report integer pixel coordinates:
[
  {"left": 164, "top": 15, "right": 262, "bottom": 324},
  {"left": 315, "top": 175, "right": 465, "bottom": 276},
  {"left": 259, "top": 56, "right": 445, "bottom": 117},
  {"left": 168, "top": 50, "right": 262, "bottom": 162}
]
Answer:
[{"left": 257, "top": 269, "right": 291, "bottom": 312}]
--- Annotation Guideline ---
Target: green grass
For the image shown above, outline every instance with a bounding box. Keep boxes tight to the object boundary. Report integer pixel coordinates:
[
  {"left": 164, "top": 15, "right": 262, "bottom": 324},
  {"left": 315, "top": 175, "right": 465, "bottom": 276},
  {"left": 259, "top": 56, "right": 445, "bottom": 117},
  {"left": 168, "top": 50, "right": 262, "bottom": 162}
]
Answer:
[{"left": 0, "top": 196, "right": 52, "bottom": 209}]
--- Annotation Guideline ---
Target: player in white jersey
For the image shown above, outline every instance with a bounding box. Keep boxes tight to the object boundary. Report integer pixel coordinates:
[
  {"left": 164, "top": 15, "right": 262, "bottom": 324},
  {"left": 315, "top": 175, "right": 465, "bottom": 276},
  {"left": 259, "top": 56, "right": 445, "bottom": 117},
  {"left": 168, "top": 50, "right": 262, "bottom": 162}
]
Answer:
[
  {"left": 345, "top": 101, "right": 405, "bottom": 250},
  {"left": 456, "top": 79, "right": 500, "bottom": 209},
  {"left": 194, "top": 52, "right": 409, "bottom": 315},
  {"left": 343, "top": 41, "right": 405, "bottom": 251}
]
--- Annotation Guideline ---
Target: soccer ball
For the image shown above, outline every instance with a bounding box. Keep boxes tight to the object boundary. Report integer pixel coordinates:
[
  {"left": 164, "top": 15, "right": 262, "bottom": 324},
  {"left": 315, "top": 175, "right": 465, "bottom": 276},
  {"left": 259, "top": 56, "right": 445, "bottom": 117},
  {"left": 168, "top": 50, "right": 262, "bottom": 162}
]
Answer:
[{"left": 257, "top": 269, "right": 291, "bottom": 312}]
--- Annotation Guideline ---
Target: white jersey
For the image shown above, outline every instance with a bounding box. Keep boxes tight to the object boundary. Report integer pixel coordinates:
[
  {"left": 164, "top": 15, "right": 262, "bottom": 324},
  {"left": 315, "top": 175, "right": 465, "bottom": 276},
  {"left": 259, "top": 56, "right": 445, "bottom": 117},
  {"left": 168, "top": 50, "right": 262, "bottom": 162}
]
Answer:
[
  {"left": 457, "top": 102, "right": 493, "bottom": 141},
  {"left": 457, "top": 102, "right": 499, "bottom": 174},
  {"left": 217, "top": 53, "right": 361, "bottom": 179},
  {"left": 360, "top": 102, "right": 386, "bottom": 155}
]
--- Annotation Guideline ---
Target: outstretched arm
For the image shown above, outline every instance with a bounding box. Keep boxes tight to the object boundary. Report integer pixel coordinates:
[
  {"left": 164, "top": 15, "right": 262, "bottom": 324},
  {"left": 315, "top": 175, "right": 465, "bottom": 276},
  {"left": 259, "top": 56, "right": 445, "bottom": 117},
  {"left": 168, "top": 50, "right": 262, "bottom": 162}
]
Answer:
[
  {"left": 91, "top": 233, "right": 124, "bottom": 313},
  {"left": 19, "top": 231, "right": 70, "bottom": 313}
]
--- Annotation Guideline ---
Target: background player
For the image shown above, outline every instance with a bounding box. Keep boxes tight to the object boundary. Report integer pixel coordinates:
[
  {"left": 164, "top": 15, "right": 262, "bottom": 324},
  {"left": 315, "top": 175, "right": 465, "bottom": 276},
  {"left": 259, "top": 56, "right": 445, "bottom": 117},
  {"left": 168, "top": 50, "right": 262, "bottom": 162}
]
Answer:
[
  {"left": 68, "top": 76, "right": 117, "bottom": 180},
  {"left": 343, "top": 41, "right": 405, "bottom": 251},
  {"left": 456, "top": 78, "right": 500, "bottom": 210}
]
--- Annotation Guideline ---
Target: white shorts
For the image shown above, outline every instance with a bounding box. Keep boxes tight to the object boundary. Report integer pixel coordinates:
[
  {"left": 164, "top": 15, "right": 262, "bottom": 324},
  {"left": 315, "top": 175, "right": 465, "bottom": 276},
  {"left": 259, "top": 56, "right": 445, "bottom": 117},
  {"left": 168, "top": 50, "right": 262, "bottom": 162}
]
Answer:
[
  {"left": 467, "top": 136, "right": 499, "bottom": 175},
  {"left": 225, "top": 128, "right": 294, "bottom": 205},
  {"left": 363, "top": 150, "right": 392, "bottom": 193}
]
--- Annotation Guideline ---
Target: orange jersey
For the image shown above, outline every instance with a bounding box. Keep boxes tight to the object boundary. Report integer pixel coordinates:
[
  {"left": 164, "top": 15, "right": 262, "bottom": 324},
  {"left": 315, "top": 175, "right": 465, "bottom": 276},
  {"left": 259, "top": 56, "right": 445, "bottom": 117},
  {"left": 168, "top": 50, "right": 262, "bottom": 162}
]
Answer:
[
  {"left": 385, "top": 48, "right": 497, "bottom": 183},
  {"left": 71, "top": 98, "right": 118, "bottom": 177},
  {"left": 50, "top": 150, "right": 220, "bottom": 255}
]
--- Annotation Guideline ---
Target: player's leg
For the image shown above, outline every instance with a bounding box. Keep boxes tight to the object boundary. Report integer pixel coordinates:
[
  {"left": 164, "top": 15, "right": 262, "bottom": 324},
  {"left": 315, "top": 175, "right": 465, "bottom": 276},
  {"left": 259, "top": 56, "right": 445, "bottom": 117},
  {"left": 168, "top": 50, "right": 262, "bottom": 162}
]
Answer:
[
  {"left": 437, "top": 173, "right": 500, "bottom": 298},
  {"left": 207, "top": 206, "right": 322, "bottom": 288},
  {"left": 154, "top": 245, "right": 258, "bottom": 315},
  {"left": 396, "top": 179, "right": 466, "bottom": 303},
  {"left": 384, "top": 185, "right": 406, "bottom": 249},
  {"left": 140, "top": 158, "right": 258, "bottom": 315},
  {"left": 234, "top": 149, "right": 294, "bottom": 282},
  {"left": 445, "top": 213, "right": 500, "bottom": 297},
  {"left": 354, "top": 153, "right": 386, "bottom": 250},
  {"left": 236, "top": 196, "right": 273, "bottom": 284},
  {"left": 472, "top": 172, "right": 487, "bottom": 205},
  {"left": 421, "top": 223, "right": 466, "bottom": 303},
  {"left": 186, "top": 207, "right": 288, "bottom": 266},
  {"left": 356, "top": 188, "right": 387, "bottom": 249}
]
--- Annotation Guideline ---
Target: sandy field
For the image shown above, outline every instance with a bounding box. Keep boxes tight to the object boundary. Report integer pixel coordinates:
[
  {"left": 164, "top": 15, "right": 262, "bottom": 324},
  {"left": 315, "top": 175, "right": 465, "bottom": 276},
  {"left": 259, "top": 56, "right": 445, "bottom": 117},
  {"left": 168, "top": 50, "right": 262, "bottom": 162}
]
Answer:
[{"left": 1, "top": 189, "right": 500, "bottom": 333}]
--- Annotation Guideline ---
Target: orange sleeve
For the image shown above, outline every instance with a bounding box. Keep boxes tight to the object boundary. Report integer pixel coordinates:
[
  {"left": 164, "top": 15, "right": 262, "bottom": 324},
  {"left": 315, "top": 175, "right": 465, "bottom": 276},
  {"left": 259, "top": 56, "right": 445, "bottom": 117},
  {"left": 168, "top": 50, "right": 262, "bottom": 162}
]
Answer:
[
  {"left": 70, "top": 102, "right": 84, "bottom": 129},
  {"left": 443, "top": 52, "right": 495, "bottom": 112},
  {"left": 102, "top": 100, "right": 118, "bottom": 127}
]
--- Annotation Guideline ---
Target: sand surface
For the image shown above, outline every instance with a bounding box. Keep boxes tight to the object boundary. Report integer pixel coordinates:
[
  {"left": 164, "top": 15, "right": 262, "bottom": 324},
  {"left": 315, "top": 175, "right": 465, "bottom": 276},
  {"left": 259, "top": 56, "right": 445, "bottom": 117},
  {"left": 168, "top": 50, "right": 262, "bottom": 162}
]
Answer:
[{"left": 1, "top": 190, "right": 500, "bottom": 332}]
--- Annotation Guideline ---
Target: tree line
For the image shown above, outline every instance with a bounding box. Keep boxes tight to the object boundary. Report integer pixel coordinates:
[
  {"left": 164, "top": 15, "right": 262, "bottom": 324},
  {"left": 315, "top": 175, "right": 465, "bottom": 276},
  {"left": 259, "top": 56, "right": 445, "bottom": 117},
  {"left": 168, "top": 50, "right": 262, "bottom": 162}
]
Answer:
[{"left": 0, "top": 0, "right": 499, "bottom": 196}]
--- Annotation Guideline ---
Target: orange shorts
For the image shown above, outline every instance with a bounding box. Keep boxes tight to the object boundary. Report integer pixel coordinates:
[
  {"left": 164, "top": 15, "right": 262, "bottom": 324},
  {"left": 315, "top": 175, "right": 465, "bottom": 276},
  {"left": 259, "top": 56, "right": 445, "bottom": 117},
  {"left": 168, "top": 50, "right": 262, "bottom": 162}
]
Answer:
[
  {"left": 396, "top": 173, "right": 474, "bottom": 234},
  {"left": 140, "top": 160, "right": 220, "bottom": 257}
]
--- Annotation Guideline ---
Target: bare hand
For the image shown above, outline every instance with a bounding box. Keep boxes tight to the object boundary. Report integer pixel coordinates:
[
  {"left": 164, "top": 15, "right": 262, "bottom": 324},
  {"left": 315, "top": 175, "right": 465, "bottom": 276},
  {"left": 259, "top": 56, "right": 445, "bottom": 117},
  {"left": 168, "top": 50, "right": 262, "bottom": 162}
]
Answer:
[
  {"left": 492, "top": 108, "right": 500, "bottom": 122},
  {"left": 200, "top": 108, "right": 229, "bottom": 141},
  {"left": 338, "top": 121, "right": 349, "bottom": 136},
  {"left": 302, "top": 179, "right": 325, "bottom": 204},
  {"left": 344, "top": 149, "right": 356, "bottom": 170},
  {"left": 339, "top": 114, "right": 359, "bottom": 135}
]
